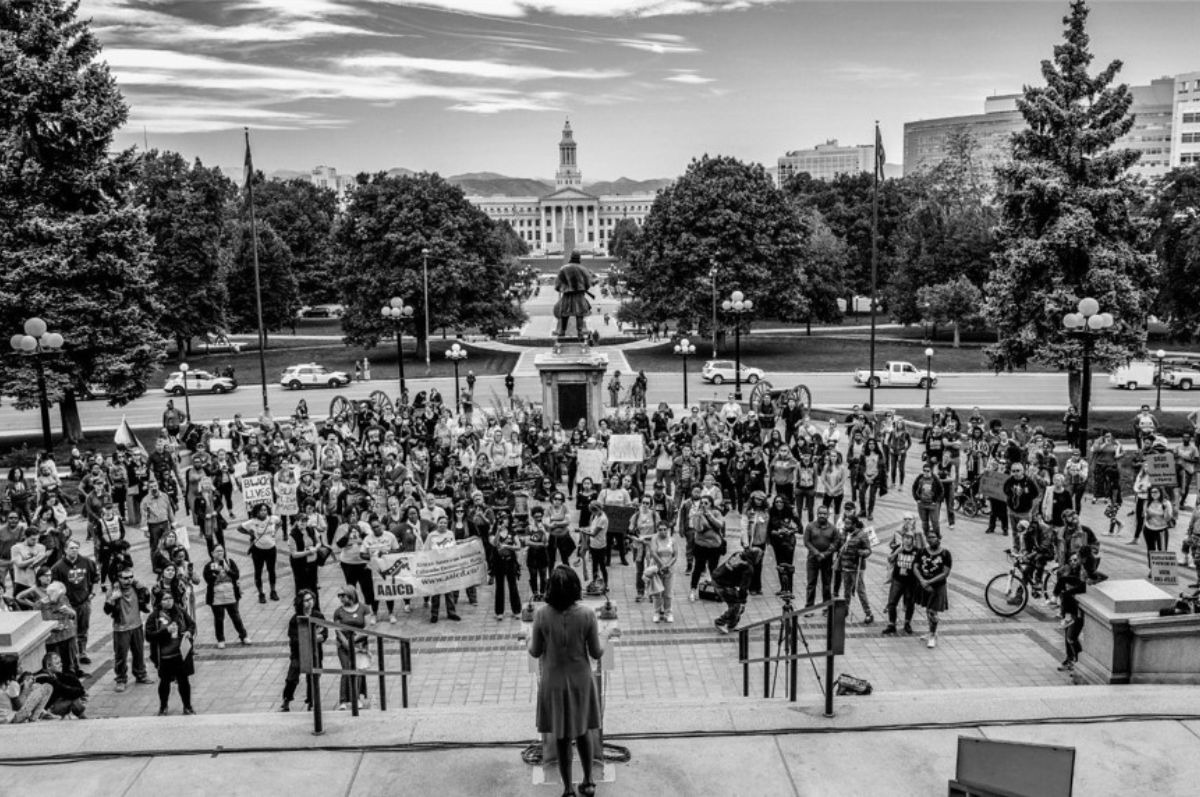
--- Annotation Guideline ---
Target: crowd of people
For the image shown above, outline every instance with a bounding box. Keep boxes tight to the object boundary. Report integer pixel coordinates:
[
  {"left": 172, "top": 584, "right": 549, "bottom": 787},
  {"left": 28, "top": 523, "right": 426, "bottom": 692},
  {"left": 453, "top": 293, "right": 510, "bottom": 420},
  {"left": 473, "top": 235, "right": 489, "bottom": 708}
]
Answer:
[{"left": 2, "top": 382, "right": 1199, "bottom": 720}]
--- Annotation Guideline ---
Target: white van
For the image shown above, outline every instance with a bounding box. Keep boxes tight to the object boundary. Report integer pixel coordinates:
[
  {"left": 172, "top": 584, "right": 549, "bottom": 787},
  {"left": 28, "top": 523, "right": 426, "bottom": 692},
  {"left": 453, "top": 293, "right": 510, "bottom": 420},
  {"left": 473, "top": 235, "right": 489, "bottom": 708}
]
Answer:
[{"left": 1108, "top": 361, "right": 1157, "bottom": 390}]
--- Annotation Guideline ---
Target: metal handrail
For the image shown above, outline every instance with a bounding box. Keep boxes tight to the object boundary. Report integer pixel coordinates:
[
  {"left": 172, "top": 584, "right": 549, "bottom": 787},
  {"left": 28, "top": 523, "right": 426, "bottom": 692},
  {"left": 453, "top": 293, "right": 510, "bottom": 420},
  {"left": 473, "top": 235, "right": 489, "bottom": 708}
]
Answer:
[
  {"left": 297, "top": 615, "right": 414, "bottom": 735},
  {"left": 736, "top": 597, "right": 846, "bottom": 718}
]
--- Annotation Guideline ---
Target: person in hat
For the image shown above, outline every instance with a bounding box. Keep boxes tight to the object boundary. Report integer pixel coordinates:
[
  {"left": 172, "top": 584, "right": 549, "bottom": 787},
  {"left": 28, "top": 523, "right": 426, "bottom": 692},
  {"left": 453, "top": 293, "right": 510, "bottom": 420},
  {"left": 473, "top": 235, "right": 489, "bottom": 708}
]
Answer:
[{"left": 553, "top": 251, "right": 593, "bottom": 339}]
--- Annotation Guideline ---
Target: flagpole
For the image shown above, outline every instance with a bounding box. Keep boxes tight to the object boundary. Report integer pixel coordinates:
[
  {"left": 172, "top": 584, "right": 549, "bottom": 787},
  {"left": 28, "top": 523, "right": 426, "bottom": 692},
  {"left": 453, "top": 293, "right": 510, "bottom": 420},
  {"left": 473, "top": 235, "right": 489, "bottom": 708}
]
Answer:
[
  {"left": 245, "top": 127, "right": 270, "bottom": 416},
  {"left": 868, "top": 121, "right": 880, "bottom": 410}
]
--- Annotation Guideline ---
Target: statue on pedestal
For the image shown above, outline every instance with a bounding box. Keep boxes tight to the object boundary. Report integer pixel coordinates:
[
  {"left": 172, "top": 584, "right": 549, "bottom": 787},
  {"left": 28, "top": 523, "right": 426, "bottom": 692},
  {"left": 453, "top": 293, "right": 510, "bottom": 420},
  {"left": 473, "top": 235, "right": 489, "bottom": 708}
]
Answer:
[{"left": 553, "top": 251, "right": 593, "bottom": 340}]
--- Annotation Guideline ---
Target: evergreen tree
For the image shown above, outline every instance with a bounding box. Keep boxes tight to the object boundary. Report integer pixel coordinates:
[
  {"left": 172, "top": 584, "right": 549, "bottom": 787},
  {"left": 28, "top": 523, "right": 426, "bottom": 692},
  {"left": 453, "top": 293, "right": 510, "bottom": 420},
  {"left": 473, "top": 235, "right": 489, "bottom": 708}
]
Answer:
[
  {"left": 983, "top": 0, "right": 1156, "bottom": 398},
  {"left": 226, "top": 220, "right": 299, "bottom": 341},
  {"left": 332, "top": 172, "right": 524, "bottom": 352},
  {"left": 133, "top": 151, "right": 235, "bottom": 357},
  {"left": 627, "top": 155, "right": 812, "bottom": 337},
  {"left": 608, "top": 218, "right": 641, "bottom": 262},
  {"left": 0, "top": 0, "right": 164, "bottom": 438}
]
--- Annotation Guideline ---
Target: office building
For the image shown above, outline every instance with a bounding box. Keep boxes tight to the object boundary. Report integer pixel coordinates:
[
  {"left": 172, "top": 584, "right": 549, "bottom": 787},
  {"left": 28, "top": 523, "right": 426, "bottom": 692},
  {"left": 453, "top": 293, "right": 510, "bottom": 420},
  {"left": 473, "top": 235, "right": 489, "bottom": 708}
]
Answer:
[{"left": 776, "top": 140, "right": 877, "bottom": 184}]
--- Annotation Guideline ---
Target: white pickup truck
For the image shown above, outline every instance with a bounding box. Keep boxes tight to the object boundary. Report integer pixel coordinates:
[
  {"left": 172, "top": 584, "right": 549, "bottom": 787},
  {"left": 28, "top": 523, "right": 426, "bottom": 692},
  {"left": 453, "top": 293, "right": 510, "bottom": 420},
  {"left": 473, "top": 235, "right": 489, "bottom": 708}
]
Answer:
[{"left": 854, "top": 360, "right": 937, "bottom": 389}]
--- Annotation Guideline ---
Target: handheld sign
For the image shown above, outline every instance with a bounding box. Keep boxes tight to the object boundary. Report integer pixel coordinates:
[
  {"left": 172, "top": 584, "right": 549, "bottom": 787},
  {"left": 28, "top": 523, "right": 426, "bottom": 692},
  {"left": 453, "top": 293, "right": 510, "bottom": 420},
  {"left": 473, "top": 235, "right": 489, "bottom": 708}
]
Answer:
[
  {"left": 1143, "top": 452, "right": 1176, "bottom": 488},
  {"left": 241, "top": 473, "right": 274, "bottom": 509},
  {"left": 1148, "top": 551, "right": 1178, "bottom": 586}
]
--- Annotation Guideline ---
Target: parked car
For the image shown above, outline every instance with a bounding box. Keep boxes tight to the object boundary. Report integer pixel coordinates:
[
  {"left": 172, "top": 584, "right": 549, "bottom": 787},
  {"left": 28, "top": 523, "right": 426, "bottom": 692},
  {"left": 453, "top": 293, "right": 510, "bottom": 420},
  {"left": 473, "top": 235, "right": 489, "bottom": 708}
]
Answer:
[
  {"left": 298, "top": 304, "right": 344, "bottom": 319},
  {"left": 163, "top": 370, "right": 237, "bottom": 395},
  {"left": 1108, "top": 361, "right": 1157, "bottom": 390},
  {"left": 701, "top": 360, "right": 765, "bottom": 385},
  {"left": 853, "top": 360, "right": 936, "bottom": 389},
  {"left": 280, "top": 363, "right": 351, "bottom": 390}
]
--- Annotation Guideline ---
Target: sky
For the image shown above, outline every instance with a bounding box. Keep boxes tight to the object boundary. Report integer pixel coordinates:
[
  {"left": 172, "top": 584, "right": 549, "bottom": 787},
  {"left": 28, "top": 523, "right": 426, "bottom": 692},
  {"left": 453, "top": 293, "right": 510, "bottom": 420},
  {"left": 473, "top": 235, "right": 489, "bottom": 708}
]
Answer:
[{"left": 82, "top": 0, "right": 1200, "bottom": 181}]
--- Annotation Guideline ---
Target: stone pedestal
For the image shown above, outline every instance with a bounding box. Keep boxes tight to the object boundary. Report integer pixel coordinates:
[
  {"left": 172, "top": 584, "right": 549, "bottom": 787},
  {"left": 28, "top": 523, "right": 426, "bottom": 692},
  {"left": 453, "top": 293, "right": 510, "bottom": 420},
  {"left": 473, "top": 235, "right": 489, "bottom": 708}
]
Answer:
[
  {"left": 0, "top": 611, "right": 59, "bottom": 673},
  {"left": 1075, "top": 580, "right": 1200, "bottom": 685},
  {"left": 533, "top": 342, "right": 608, "bottom": 431}
]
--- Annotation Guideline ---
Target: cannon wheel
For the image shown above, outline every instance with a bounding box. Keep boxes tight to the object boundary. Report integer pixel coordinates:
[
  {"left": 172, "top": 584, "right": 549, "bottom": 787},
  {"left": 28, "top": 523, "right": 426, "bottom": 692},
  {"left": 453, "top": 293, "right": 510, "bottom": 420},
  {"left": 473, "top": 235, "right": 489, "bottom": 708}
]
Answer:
[
  {"left": 784, "top": 385, "right": 813, "bottom": 413},
  {"left": 748, "top": 380, "right": 774, "bottom": 408},
  {"left": 369, "top": 390, "right": 394, "bottom": 416},
  {"left": 329, "top": 395, "right": 353, "bottom": 424}
]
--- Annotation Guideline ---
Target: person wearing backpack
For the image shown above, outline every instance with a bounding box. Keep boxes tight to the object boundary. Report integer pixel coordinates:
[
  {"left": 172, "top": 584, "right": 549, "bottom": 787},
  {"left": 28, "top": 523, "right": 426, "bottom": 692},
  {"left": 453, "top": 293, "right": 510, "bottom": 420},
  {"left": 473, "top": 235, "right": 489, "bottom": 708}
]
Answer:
[{"left": 712, "top": 547, "right": 762, "bottom": 634}]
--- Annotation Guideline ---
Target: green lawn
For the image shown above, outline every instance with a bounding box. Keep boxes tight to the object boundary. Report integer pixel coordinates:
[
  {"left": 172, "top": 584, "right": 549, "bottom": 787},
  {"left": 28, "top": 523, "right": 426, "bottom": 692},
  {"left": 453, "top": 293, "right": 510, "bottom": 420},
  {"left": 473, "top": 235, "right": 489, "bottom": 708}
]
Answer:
[
  {"left": 624, "top": 336, "right": 1054, "bottom": 373},
  {"left": 180, "top": 339, "right": 517, "bottom": 386}
]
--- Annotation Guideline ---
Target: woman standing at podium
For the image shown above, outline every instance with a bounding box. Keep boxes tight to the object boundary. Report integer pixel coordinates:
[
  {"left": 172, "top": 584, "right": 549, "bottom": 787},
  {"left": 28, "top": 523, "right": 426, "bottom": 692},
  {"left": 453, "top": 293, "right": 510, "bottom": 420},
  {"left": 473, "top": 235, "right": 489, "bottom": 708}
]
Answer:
[{"left": 529, "top": 565, "right": 605, "bottom": 797}]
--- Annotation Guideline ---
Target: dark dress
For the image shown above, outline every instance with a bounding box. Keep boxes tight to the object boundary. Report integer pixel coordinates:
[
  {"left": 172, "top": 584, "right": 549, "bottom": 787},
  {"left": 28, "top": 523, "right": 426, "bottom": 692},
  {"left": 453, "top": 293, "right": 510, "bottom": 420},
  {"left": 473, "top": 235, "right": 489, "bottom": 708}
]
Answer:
[
  {"left": 529, "top": 603, "right": 604, "bottom": 739},
  {"left": 914, "top": 547, "right": 952, "bottom": 612}
]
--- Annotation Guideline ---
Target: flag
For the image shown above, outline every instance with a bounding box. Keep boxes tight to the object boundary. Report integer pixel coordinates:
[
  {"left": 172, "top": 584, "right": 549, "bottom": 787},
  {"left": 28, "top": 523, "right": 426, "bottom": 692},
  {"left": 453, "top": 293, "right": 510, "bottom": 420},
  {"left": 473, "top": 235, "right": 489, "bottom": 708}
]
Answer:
[
  {"left": 874, "top": 123, "right": 886, "bottom": 181},
  {"left": 243, "top": 127, "right": 254, "bottom": 192},
  {"left": 114, "top": 415, "right": 145, "bottom": 454}
]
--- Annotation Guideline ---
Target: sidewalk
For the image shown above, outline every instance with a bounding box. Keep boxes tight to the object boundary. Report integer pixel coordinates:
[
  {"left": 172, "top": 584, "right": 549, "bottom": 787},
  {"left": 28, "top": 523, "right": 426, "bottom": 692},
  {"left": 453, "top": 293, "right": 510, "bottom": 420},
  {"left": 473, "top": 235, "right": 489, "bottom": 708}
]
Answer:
[{"left": 2, "top": 686, "right": 1195, "bottom": 795}]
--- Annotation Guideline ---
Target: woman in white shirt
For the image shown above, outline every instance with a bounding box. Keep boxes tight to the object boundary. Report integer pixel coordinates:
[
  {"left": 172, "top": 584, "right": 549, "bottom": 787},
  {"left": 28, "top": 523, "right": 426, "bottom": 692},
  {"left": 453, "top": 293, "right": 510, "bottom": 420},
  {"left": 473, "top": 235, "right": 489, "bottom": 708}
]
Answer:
[{"left": 238, "top": 503, "right": 281, "bottom": 603}]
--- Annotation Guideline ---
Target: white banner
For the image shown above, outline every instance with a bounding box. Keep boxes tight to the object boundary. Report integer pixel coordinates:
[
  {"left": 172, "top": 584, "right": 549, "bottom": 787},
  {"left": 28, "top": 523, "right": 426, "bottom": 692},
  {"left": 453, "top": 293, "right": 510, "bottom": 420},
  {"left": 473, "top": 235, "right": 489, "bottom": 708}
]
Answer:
[
  {"left": 372, "top": 537, "right": 488, "bottom": 599},
  {"left": 241, "top": 473, "right": 274, "bottom": 509},
  {"left": 577, "top": 449, "right": 606, "bottom": 485}
]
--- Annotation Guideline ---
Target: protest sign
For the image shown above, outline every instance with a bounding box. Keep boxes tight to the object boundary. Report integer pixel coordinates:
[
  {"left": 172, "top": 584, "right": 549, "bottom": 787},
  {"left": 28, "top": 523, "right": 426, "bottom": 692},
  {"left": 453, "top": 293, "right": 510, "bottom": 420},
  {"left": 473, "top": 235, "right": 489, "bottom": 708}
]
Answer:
[
  {"left": 980, "top": 471, "right": 1008, "bottom": 503},
  {"left": 241, "top": 473, "right": 274, "bottom": 509},
  {"left": 608, "top": 434, "right": 645, "bottom": 463},
  {"left": 576, "top": 449, "right": 605, "bottom": 485},
  {"left": 1148, "top": 551, "right": 1178, "bottom": 586},
  {"left": 603, "top": 504, "right": 637, "bottom": 539},
  {"left": 208, "top": 437, "right": 233, "bottom": 454},
  {"left": 275, "top": 480, "right": 299, "bottom": 516},
  {"left": 372, "top": 537, "right": 488, "bottom": 598},
  {"left": 1143, "top": 452, "right": 1176, "bottom": 488}
]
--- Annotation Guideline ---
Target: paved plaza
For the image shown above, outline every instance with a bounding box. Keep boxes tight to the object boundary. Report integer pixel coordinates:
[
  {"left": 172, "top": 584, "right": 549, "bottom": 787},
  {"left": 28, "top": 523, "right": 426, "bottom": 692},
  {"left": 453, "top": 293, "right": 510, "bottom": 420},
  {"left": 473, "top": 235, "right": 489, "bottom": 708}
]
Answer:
[{"left": 59, "top": 447, "right": 1185, "bottom": 722}]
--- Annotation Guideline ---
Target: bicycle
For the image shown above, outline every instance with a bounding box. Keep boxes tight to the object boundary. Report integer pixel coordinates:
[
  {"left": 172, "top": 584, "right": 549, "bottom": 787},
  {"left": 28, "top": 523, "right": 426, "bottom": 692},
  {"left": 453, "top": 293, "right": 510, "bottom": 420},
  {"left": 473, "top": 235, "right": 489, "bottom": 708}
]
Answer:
[
  {"left": 954, "top": 475, "right": 991, "bottom": 519},
  {"left": 984, "top": 549, "right": 1049, "bottom": 617}
]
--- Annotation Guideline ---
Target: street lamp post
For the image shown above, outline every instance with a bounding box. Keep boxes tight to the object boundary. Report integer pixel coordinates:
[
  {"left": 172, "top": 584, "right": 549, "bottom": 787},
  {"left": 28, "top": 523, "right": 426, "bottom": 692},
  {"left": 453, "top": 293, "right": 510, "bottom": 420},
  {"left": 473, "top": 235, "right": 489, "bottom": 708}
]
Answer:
[
  {"left": 446, "top": 342, "right": 468, "bottom": 414},
  {"left": 1155, "top": 348, "right": 1166, "bottom": 411},
  {"left": 924, "top": 347, "right": 934, "bottom": 409},
  {"left": 674, "top": 337, "right": 696, "bottom": 409},
  {"left": 381, "top": 298, "right": 414, "bottom": 400},
  {"left": 9, "top": 318, "right": 64, "bottom": 454},
  {"left": 709, "top": 264, "right": 718, "bottom": 357},
  {"left": 1062, "top": 297, "right": 1115, "bottom": 457},
  {"left": 721, "top": 290, "right": 754, "bottom": 401},
  {"left": 179, "top": 362, "right": 192, "bottom": 423}
]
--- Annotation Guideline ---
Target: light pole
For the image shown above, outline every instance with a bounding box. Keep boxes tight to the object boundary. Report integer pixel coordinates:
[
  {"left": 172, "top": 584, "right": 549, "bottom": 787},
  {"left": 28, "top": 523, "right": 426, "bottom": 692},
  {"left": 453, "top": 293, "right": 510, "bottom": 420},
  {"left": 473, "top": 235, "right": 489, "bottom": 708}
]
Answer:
[
  {"left": 422, "top": 248, "right": 431, "bottom": 371},
  {"left": 710, "top": 263, "right": 718, "bottom": 357},
  {"left": 9, "top": 318, "right": 64, "bottom": 454},
  {"left": 1154, "top": 348, "right": 1167, "bottom": 411},
  {"left": 721, "top": 290, "right": 754, "bottom": 401},
  {"left": 178, "top": 362, "right": 192, "bottom": 423},
  {"left": 1062, "top": 297, "right": 1115, "bottom": 457},
  {"left": 446, "top": 342, "right": 468, "bottom": 414},
  {"left": 381, "top": 298, "right": 414, "bottom": 400},
  {"left": 674, "top": 337, "right": 696, "bottom": 409},
  {"left": 923, "top": 347, "right": 934, "bottom": 409},
  {"left": 921, "top": 301, "right": 932, "bottom": 343}
]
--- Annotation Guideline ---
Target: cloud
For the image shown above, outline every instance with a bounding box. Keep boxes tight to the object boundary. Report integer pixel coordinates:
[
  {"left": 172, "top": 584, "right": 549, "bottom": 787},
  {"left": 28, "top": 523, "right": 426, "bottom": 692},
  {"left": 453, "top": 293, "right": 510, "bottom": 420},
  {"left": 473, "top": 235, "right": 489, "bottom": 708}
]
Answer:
[
  {"left": 128, "top": 99, "right": 347, "bottom": 133},
  {"left": 605, "top": 36, "right": 701, "bottom": 54},
  {"left": 828, "top": 63, "right": 920, "bottom": 85},
  {"left": 376, "top": 0, "right": 790, "bottom": 18},
  {"left": 339, "top": 54, "right": 626, "bottom": 81},
  {"left": 447, "top": 92, "right": 567, "bottom": 114},
  {"left": 665, "top": 70, "right": 714, "bottom": 84}
]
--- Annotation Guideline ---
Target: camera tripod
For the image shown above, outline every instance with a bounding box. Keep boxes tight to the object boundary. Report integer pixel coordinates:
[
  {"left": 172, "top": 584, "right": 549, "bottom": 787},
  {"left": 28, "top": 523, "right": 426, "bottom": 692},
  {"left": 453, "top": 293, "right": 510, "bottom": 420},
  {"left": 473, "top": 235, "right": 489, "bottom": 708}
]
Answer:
[{"left": 770, "top": 564, "right": 826, "bottom": 699}]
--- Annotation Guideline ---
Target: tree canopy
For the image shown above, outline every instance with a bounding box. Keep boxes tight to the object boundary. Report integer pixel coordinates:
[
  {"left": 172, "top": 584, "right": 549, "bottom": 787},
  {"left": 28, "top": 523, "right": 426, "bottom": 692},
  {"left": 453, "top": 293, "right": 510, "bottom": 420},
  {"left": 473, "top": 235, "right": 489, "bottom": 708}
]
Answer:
[
  {"left": 0, "top": 0, "right": 164, "bottom": 428},
  {"left": 253, "top": 177, "right": 339, "bottom": 304},
  {"left": 983, "top": 0, "right": 1156, "bottom": 380},
  {"left": 1150, "top": 165, "right": 1200, "bottom": 337},
  {"left": 626, "top": 155, "right": 812, "bottom": 336},
  {"left": 331, "top": 172, "right": 525, "bottom": 348}
]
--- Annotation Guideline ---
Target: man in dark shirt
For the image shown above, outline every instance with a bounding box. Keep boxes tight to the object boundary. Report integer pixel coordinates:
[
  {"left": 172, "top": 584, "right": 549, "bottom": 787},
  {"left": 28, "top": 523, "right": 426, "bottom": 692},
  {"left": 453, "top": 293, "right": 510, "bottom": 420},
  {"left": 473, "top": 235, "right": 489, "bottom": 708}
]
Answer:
[
  {"left": 51, "top": 540, "right": 99, "bottom": 665},
  {"left": 802, "top": 505, "right": 841, "bottom": 606},
  {"left": 713, "top": 547, "right": 762, "bottom": 634},
  {"left": 1004, "top": 463, "right": 1041, "bottom": 551},
  {"left": 911, "top": 464, "right": 944, "bottom": 534}
]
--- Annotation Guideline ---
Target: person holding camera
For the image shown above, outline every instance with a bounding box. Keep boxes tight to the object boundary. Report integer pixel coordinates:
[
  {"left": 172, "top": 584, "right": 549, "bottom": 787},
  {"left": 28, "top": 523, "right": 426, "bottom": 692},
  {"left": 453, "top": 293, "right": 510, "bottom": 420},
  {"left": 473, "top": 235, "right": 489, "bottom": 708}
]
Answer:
[
  {"left": 103, "top": 565, "right": 153, "bottom": 692},
  {"left": 688, "top": 496, "right": 726, "bottom": 602},
  {"left": 202, "top": 545, "right": 249, "bottom": 649},
  {"left": 712, "top": 546, "right": 763, "bottom": 634},
  {"left": 145, "top": 589, "right": 197, "bottom": 715}
]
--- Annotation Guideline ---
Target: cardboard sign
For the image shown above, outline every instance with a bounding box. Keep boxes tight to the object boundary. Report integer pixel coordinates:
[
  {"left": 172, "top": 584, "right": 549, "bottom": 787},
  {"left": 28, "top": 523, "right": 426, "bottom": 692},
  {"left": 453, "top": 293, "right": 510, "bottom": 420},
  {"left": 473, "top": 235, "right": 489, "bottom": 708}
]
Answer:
[
  {"left": 275, "top": 480, "right": 299, "bottom": 516},
  {"left": 208, "top": 438, "right": 233, "bottom": 454},
  {"left": 1148, "top": 551, "right": 1178, "bottom": 586},
  {"left": 608, "top": 434, "right": 645, "bottom": 463},
  {"left": 576, "top": 449, "right": 606, "bottom": 485},
  {"left": 980, "top": 471, "right": 1008, "bottom": 503},
  {"left": 241, "top": 473, "right": 274, "bottom": 509},
  {"left": 1143, "top": 452, "right": 1177, "bottom": 488},
  {"left": 372, "top": 537, "right": 487, "bottom": 598}
]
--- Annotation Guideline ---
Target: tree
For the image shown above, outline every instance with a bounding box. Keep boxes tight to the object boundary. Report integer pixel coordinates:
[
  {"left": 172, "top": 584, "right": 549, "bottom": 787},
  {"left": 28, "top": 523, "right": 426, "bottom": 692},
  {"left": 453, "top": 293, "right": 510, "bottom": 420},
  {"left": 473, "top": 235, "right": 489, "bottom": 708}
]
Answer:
[
  {"left": 133, "top": 151, "right": 235, "bottom": 357},
  {"left": 225, "top": 220, "right": 299, "bottom": 341},
  {"left": 886, "top": 131, "right": 997, "bottom": 324},
  {"left": 626, "top": 155, "right": 812, "bottom": 338},
  {"left": 0, "top": 0, "right": 164, "bottom": 440},
  {"left": 253, "top": 178, "right": 340, "bottom": 305},
  {"left": 917, "top": 276, "right": 983, "bottom": 347},
  {"left": 1150, "top": 165, "right": 1200, "bottom": 337},
  {"left": 608, "top": 218, "right": 641, "bottom": 261},
  {"left": 795, "top": 209, "right": 846, "bottom": 332},
  {"left": 982, "top": 0, "right": 1157, "bottom": 407},
  {"left": 331, "top": 172, "right": 525, "bottom": 353},
  {"left": 493, "top": 220, "right": 529, "bottom": 259}
]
